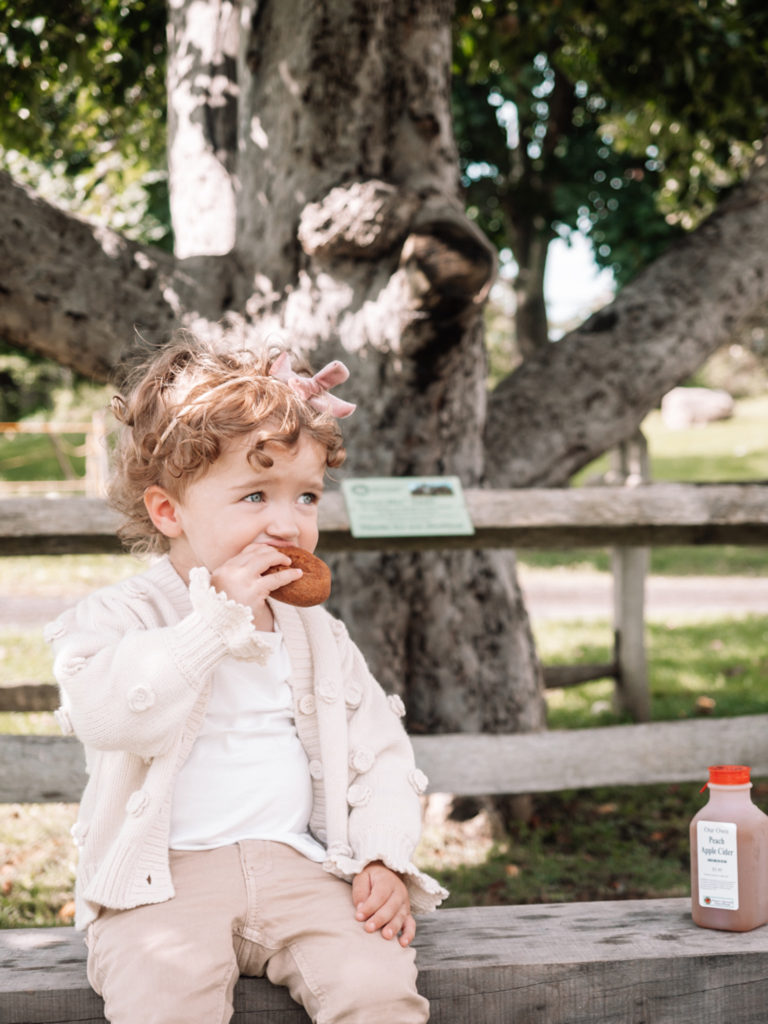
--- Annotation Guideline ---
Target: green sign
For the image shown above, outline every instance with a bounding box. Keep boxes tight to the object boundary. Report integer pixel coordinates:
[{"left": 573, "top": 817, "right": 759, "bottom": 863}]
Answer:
[{"left": 341, "top": 476, "right": 475, "bottom": 538}]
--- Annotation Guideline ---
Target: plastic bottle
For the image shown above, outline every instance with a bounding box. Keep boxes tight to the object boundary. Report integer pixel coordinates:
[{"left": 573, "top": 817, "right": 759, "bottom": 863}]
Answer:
[{"left": 690, "top": 764, "right": 768, "bottom": 932}]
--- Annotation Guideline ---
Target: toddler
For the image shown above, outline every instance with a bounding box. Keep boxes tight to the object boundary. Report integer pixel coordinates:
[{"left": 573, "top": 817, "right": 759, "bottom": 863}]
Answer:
[{"left": 46, "top": 337, "right": 446, "bottom": 1024}]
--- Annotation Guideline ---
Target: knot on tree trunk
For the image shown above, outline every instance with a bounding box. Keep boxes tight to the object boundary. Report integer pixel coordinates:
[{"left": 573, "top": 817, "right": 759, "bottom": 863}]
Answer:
[
  {"left": 400, "top": 206, "right": 496, "bottom": 316},
  {"left": 298, "top": 180, "right": 420, "bottom": 259}
]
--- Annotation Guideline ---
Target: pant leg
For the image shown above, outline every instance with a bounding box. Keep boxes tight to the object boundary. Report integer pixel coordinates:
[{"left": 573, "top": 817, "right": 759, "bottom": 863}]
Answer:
[
  {"left": 235, "top": 841, "right": 429, "bottom": 1024},
  {"left": 86, "top": 846, "right": 247, "bottom": 1024}
]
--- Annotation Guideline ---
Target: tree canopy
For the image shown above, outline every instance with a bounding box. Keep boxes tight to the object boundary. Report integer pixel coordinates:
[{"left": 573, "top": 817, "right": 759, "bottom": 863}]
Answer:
[
  {"left": 5, "top": 0, "right": 768, "bottom": 322},
  {"left": 453, "top": 0, "right": 768, "bottom": 349},
  {"left": 0, "top": 0, "right": 170, "bottom": 247}
]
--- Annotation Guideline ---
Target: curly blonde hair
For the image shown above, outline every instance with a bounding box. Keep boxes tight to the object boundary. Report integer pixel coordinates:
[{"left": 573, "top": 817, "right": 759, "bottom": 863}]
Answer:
[{"left": 108, "top": 336, "right": 346, "bottom": 555}]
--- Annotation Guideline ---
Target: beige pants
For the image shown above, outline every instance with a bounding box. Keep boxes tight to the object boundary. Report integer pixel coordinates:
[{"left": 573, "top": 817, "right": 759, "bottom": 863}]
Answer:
[{"left": 86, "top": 841, "right": 429, "bottom": 1024}]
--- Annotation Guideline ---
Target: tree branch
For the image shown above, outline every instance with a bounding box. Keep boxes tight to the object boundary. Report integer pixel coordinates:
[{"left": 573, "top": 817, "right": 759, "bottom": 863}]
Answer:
[
  {"left": 0, "top": 173, "right": 236, "bottom": 380},
  {"left": 485, "top": 150, "right": 768, "bottom": 486}
]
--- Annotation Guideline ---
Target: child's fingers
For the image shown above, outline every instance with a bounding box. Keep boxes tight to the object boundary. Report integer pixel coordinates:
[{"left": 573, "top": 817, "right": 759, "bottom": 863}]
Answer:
[
  {"left": 398, "top": 913, "right": 417, "bottom": 947},
  {"left": 351, "top": 863, "right": 413, "bottom": 942},
  {"left": 263, "top": 567, "right": 303, "bottom": 592},
  {"left": 379, "top": 904, "right": 410, "bottom": 941},
  {"left": 354, "top": 875, "right": 395, "bottom": 920},
  {"left": 351, "top": 869, "right": 372, "bottom": 910},
  {"left": 358, "top": 889, "right": 401, "bottom": 930}
]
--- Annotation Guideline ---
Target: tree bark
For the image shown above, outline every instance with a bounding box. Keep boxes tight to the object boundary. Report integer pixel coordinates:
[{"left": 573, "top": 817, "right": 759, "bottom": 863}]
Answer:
[
  {"left": 0, "top": 172, "right": 235, "bottom": 377},
  {"left": 509, "top": 219, "right": 552, "bottom": 359}
]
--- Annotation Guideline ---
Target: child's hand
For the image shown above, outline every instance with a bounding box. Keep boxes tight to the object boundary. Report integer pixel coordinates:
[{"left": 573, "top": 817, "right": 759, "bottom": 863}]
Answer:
[
  {"left": 209, "top": 543, "right": 302, "bottom": 627},
  {"left": 351, "top": 861, "right": 416, "bottom": 947}
]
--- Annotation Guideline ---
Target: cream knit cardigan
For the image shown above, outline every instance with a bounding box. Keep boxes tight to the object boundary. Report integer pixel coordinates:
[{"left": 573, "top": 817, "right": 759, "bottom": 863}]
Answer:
[{"left": 46, "top": 556, "right": 446, "bottom": 930}]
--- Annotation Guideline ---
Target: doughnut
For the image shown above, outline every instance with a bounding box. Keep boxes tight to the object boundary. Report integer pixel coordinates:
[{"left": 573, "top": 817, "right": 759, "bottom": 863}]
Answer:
[{"left": 264, "top": 546, "right": 332, "bottom": 606}]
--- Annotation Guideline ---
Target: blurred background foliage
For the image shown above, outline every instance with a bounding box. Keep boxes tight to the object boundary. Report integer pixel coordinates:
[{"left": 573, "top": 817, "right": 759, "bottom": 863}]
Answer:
[{"left": 452, "top": 0, "right": 768, "bottom": 354}]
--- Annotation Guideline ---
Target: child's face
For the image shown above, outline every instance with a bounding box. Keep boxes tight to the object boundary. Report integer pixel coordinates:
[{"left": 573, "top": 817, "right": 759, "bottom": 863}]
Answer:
[{"left": 152, "top": 431, "right": 327, "bottom": 580}]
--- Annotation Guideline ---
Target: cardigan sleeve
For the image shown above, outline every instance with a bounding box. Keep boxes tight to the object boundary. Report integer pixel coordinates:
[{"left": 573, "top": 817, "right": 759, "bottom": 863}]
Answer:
[
  {"left": 326, "top": 622, "right": 448, "bottom": 913},
  {"left": 47, "top": 569, "right": 274, "bottom": 760}
]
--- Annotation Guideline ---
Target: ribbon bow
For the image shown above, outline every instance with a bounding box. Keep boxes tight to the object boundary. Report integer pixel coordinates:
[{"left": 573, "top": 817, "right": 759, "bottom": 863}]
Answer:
[{"left": 269, "top": 352, "right": 357, "bottom": 418}]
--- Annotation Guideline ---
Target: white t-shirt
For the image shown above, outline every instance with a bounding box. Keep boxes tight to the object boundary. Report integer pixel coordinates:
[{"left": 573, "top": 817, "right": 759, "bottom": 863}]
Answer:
[{"left": 168, "top": 630, "right": 325, "bottom": 861}]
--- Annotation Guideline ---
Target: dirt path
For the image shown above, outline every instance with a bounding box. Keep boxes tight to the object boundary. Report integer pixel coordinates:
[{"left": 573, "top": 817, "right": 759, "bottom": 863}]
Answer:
[
  {"left": 3, "top": 572, "right": 768, "bottom": 627},
  {"left": 518, "top": 570, "right": 768, "bottom": 621}
]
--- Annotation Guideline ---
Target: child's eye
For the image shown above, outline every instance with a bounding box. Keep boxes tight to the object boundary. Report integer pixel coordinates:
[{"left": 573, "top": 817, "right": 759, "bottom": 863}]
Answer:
[
  {"left": 243, "top": 492, "right": 265, "bottom": 503},
  {"left": 298, "top": 492, "right": 319, "bottom": 506}
]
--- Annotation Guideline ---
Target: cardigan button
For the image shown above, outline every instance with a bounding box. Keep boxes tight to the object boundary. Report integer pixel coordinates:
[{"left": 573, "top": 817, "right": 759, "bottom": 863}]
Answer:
[
  {"left": 349, "top": 747, "right": 375, "bottom": 774},
  {"left": 409, "top": 768, "right": 429, "bottom": 795},
  {"left": 43, "top": 621, "right": 66, "bottom": 643},
  {"left": 126, "top": 789, "right": 150, "bottom": 816},
  {"left": 308, "top": 760, "right": 324, "bottom": 780},
  {"left": 317, "top": 677, "right": 339, "bottom": 703},
  {"left": 127, "top": 685, "right": 156, "bottom": 712},
  {"left": 347, "top": 784, "right": 372, "bottom": 808},
  {"left": 344, "top": 682, "right": 362, "bottom": 708},
  {"left": 62, "top": 656, "right": 88, "bottom": 678},
  {"left": 387, "top": 693, "right": 406, "bottom": 718},
  {"left": 299, "top": 694, "right": 316, "bottom": 715}
]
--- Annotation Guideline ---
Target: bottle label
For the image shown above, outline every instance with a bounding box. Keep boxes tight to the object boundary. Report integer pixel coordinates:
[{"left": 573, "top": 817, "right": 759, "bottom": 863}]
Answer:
[{"left": 697, "top": 820, "right": 739, "bottom": 910}]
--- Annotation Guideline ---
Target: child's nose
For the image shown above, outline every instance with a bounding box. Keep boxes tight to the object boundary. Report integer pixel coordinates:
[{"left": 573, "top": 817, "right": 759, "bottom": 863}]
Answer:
[{"left": 264, "top": 504, "right": 300, "bottom": 541}]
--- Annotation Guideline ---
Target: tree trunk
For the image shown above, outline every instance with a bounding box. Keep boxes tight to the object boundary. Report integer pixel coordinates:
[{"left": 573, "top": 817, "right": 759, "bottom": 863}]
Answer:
[
  {"left": 510, "top": 219, "right": 552, "bottom": 357},
  {"left": 215, "top": 0, "right": 544, "bottom": 734},
  {"left": 0, "top": 0, "right": 547, "bottom": 740},
  {"left": 4, "top": 5, "right": 768, "bottom": 742}
]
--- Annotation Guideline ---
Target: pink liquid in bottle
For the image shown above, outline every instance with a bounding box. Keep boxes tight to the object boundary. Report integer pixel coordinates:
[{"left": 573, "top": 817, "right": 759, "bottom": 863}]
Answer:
[{"left": 690, "top": 764, "right": 768, "bottom": 932}]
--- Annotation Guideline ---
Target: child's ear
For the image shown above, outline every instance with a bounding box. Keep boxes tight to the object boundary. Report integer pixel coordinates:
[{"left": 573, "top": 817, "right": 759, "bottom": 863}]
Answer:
[{"left": 144, "top": 485, "right": 184, "bottom": 539}]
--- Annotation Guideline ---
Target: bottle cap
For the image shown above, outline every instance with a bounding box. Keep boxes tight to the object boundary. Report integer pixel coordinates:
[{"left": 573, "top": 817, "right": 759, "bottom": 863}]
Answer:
[{"left": 701, "top": 764, "right": 751, "bottom": 791}]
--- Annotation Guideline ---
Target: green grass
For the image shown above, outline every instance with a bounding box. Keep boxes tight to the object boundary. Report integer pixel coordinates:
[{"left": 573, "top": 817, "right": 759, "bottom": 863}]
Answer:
[
  {"left": 520, "top": 393, "right": 768, "bottom": 576},
  {"left": 417, "top": 782, "right": 698, "bottom": 907},
  {"left": 415, "top": 610, "right": 768, "bottom": 908},
  {"left": 645, "top": 397, "right": 768, "bottom": 483},
  {"left": 539, "top": 614, "right": 768, "bottom": 729},
  {"left": 419, "top": 778, "right": 768, "bottom": 910},
  {"left": 519, "top": 544, "right": 768, "bottom": 576},
  {"left": 0, "top": 629, "right": 50, "bottom": 686},
  {"left": 574, "top": 395, "right": 768, "bottom": 486},
  {"left": 0, "top": 432, "right": 87, "bottom": 481}
]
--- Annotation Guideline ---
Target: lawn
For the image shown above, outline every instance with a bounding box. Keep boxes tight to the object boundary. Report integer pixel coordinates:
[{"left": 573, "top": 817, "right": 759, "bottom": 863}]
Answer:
[
  {"left": 1, "top": 391, "right": 767, "bottom": 924},
  {"left": 520, "top": 394, "right": 768, "bottom": 577}
]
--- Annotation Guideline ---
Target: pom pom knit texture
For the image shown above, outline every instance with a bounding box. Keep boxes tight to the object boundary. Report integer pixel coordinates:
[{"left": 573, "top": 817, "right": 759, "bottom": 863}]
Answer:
[{"left": 47, "top": 557, "right": 446, "bottom": 929}]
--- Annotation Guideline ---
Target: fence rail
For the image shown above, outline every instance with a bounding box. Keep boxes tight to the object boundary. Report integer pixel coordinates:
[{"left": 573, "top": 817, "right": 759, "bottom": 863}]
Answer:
[
  {"left": 4, "top": 714, "right": 768, "bottom": 804},
  {"left": 2, "top": 482, "right": 768, "bottom": 556},
  {"left": 1, "top": 482, "right": 767, "bottom": 802}
]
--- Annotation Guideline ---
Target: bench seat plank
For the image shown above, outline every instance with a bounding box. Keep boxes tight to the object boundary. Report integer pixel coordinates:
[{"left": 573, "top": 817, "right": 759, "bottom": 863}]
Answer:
[{"left": 3, "top": 899, "right": 768, "bottom": 1023}]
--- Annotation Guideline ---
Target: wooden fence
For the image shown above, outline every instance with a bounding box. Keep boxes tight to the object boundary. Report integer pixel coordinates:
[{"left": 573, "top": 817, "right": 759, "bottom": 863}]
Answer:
[
  {"left": 0, "top": 414, "right": 109, "bottom": 497},
  {"left": 2, "top": 481, "right": 768, "bottom": 803}
]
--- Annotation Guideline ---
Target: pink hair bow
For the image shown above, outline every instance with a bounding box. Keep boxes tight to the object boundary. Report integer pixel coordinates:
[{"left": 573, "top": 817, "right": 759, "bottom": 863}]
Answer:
[{"left": 269, "top": 352, "right": 357, "bottom": 418}]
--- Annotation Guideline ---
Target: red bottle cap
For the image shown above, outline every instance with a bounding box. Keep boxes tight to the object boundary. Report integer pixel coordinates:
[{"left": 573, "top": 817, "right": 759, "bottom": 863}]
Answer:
[{"left": 704, "top": 764, "right": 751, "bottom": 788}]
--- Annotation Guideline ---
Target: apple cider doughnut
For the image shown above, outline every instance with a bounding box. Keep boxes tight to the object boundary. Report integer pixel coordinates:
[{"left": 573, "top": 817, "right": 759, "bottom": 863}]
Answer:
[{"left": 265, "top": 546, "right": 332, "bottom": 606}]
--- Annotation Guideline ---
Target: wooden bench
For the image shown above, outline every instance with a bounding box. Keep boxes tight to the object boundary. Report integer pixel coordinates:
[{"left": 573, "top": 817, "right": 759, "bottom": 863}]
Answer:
[
  {"left": 3, "top": 899, "right": 768, "bottom": 1023},
  {"left": 4, "top": 486, "right": 768, "bottom": 1021}
]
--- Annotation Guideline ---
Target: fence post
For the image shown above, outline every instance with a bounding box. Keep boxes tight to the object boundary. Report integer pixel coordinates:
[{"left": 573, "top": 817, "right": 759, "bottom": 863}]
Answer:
[
  {"left": 611, "top": 433, "right": 651, "bottom": 722},
  {"left": 85, "top": 411, "right": 109, "bottom": 497}
]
